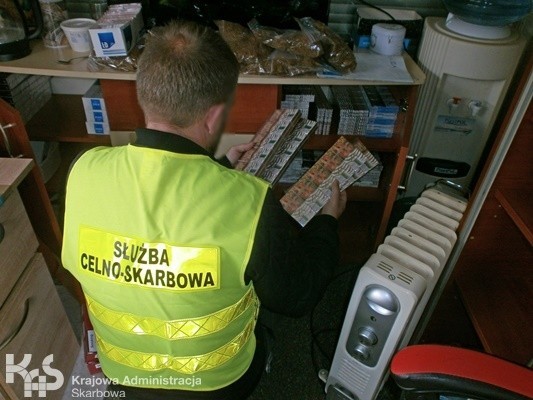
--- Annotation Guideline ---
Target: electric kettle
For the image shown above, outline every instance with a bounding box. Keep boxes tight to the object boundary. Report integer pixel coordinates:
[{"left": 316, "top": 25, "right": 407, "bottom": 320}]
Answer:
[{"left": 0, "top": 0, "right": 42, "bottom": 61}]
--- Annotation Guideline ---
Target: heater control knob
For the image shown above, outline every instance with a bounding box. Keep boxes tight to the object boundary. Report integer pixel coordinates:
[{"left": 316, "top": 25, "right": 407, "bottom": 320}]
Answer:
[
  {"left": 358, "top": 327, "right": 378, "bottom": 346},
  {"left": 353, "top": 344, "right": 371, "bottom": 361}
]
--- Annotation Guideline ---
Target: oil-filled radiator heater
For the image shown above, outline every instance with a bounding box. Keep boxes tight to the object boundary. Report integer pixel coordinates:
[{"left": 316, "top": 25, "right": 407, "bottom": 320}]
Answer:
[{"left": 323, "top": 183, "right": 468, "bottom": 400}]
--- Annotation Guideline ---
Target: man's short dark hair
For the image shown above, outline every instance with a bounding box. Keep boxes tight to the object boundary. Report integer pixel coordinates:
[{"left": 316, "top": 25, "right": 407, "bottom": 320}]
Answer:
[{"left": 136, "top": 20, "right": 239, "bottom": 127}]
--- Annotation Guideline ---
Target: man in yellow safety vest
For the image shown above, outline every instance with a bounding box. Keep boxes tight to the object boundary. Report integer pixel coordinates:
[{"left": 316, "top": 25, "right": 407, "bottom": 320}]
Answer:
[{"left": 62, "top": 19, "right": 346, "bottom": 399}]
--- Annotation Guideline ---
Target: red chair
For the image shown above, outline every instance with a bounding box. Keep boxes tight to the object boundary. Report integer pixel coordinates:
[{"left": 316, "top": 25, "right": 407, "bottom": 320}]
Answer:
[{"left": 390, "top": 344, "right": 533, "bottom": 400}]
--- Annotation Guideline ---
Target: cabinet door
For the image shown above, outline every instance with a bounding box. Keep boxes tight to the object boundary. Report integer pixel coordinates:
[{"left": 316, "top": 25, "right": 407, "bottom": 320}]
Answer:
[
  {"left": 0, "top": 100, "right": 63, "bottom": 260},
  {"left": 0, "top": 253, "right": 78, "bottom": 400},
  {"left": 0, "top": 99, "right": 83, "bottom": 303},
  {"left": 0, "top": 190, "right": 39, "bottom": 308}
]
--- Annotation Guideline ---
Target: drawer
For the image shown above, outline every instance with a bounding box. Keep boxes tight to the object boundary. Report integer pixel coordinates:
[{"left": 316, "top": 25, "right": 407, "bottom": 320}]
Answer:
[
  {"left": 0, "top": 253, "right": 78, "bottom": 400},
  {"left": 0, "top": 190, "right": 39, "bottom": 307}
]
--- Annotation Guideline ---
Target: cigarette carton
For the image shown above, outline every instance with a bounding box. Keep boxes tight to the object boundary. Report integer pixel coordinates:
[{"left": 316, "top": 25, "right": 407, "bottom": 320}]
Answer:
[{"left": 86, "top": 121, "right": 111, "bottom": 135}]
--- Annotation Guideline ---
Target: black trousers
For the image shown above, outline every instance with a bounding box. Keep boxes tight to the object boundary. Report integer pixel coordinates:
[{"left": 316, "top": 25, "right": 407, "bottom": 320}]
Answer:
[{"left": 104, "top": 325, "right": 268, "bottom": 400}]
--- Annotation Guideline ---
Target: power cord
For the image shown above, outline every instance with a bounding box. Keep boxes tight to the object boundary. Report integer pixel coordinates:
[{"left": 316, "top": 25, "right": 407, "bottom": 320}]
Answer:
[
  {"left": 310, "top": 265, "right": 360, "bottom": 378},
  {"left": 351, "top": 0, "right": 398, "bottom": 22}
]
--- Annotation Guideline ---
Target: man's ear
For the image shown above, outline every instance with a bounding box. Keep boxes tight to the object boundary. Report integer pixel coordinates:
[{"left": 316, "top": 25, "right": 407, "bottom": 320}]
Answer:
[{"left": 204, "top": 103, "right": 226, "bottom": 136}]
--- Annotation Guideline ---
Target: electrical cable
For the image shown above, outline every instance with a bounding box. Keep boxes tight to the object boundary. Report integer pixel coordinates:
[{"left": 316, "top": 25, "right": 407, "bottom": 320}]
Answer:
[
  {"left": 313, "top": 327, "right": 338, "bottom": 362},
  {"left": 351, "top": 0, "right": 398, "bottom": 22},
  {"left": 309, "top": 264, "right": 361, "bottom": 377}
]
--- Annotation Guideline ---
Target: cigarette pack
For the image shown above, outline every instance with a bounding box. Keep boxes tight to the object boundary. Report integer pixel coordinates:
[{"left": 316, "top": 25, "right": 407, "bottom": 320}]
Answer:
[{"left": 82, "top": 303, "right": 103, "bottom": 374}]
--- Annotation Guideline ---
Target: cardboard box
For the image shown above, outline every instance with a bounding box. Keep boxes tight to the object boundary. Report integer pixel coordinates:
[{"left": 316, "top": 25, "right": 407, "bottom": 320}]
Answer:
[
  {"left": 86, "top": 109, "right": 107, "bottom": 123},
  {"left": 89, "top": 3, "right": 143, "bottom": 57},
  {"left": 81, "top": 82, "right": 107, "bottom": 114},
  {"left": 84, "top": 82, "right": 111, "bottom": 133},
  {"left": 81, "top": 303, "right": 98, "bottom": 362},
  {"left": 86, "top": 359, "right": 102, "bottom": 375},
  {"left": 82, "top": 82, "right": 109, "bottom": 123},
  {"left": 81, "top": 303, "right": 103, "bottom": 375},
  {"left": 51, "top": 77, "right": 97, "bottom": 95},
  {"left": 86, "top": 121, "right": 111, "bottom": 135}
]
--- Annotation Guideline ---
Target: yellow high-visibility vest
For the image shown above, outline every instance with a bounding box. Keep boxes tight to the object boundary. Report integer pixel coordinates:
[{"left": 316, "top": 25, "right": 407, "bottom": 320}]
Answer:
[{"left": 62, "top": 144, "right": 269, "bottom": 390}]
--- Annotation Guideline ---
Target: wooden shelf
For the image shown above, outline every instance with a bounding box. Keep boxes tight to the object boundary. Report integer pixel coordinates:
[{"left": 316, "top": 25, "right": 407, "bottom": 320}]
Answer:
[
  {"left": 0, "top": 158, "right": 34, "bottom": 200},
  {"left": 25, "top": 95, "right": 111, "bottom": 144},
  {"left": 24, "top": 94, "right": 405, "bottom": 153},
  {"left": 0, "top": 40, "right": 425, "bottom": 86},
  {"left": 454, "top": 194, "right": 533, "bottom": 366},
  {"left": 452, "top": 61, "right": 532, "bottom": 366},
  {"left": 304, "top": 124, "right": 403, "bottom": 153},
  {"left": 0, "top": 40, "right": 425, "bottom": 250}
]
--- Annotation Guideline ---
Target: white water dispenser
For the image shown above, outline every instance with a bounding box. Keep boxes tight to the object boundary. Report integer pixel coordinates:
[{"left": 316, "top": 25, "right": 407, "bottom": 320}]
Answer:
[{"left": 404, "top": 16, "right": 527, "bottom": 197}]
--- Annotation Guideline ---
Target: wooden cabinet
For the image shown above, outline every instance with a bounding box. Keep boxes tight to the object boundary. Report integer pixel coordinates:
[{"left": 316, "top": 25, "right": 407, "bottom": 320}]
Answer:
[
  {"left": 0, "top": 40, "right": 425, "bottom": 252},
  {"left": 451, "top": 51, "right": 532, "bottom": 366},
  {"left": 453, "top": 102, "right": 532, "bottom": 366},
  {"left": 0, "top": 159, "right": 79, "bottom": 400},
  {"left": 0, "top": 97, "right": 83, "bottom": 302},
  {"left": 0, "top": 189, "right": 38, "bottom": 307}
]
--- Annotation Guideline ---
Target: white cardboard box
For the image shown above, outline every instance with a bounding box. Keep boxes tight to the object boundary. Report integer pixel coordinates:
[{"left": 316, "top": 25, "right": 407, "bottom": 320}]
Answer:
[
  {"left": 85, "top": 121, "right": 110, "bottom": 135},
  {"left": 85, "top": 109, "right": 107, "bottom": 123},
  {"left": 51, "top": 77, "right": 97, "bottom": 95},
  {"left": 88, "top": 4, "right": 143, "bottom": 57},
  {"left": 82, "top": 82, "right": 108, "bottom": 122}
]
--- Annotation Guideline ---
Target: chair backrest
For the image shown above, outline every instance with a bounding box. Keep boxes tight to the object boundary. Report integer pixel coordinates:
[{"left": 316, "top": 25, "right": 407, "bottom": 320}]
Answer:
[{"left": 390, "top": 344, "right": 533, "bottom": 400}]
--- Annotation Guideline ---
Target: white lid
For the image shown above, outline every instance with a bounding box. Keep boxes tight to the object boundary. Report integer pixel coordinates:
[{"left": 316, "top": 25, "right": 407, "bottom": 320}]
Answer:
[
  {"left": 373, "top": 23, "right": 407, "bottom": 35},
  {"left": 61, "top": 18, "right": 97, "bottom": 30}
]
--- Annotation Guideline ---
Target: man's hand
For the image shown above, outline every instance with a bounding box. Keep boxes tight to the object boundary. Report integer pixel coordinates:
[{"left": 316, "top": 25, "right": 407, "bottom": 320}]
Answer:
[
  {"left": 321, "top": 180, "right": 347, "bottom": 219},
  {"left": 225, "top": 141, "right": 257, "bottom": 167}
]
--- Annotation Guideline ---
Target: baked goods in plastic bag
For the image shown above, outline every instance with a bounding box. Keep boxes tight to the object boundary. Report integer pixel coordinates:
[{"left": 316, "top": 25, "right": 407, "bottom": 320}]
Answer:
[
  {"left": 248, "top": 19, "right": 324, "bottom": 59},
  {"left": 264, "top": 50, "right": 322, "bottom": 76},
  {"left": 297, "top": 17, "right": 356, "bottom": 73},
  {"left": 215, "top": 19, "right": 271, "bottom": 74}
]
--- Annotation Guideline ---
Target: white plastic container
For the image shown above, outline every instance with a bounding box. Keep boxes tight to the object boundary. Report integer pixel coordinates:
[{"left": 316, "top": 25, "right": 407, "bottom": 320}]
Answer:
[
  {"left": 61, "top": 18, "right": 97, "bottom": 52},
  {"left": 370, "top": 23, "right": 406, "bottom": 56}
]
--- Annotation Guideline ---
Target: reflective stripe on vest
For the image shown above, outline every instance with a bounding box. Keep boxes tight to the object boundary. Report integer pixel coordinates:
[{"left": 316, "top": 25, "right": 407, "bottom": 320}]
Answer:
[
  {"left": 95, "top": 316, "right": 256, "bottom": 374},
  {"left": 85, "top": 286, "right": 258, "bottom": 339},
  {"left": 62, "top": 146, "right": 269, "bottom": 389}
]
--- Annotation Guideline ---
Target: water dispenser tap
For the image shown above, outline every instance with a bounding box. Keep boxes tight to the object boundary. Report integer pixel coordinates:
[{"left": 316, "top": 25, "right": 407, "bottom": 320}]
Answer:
[
  {"left": 447, "top": 97, "right": 461, "bottom": 113},
  {"left": 469, "top": 100, "right": 483, "bottom": 117}
]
